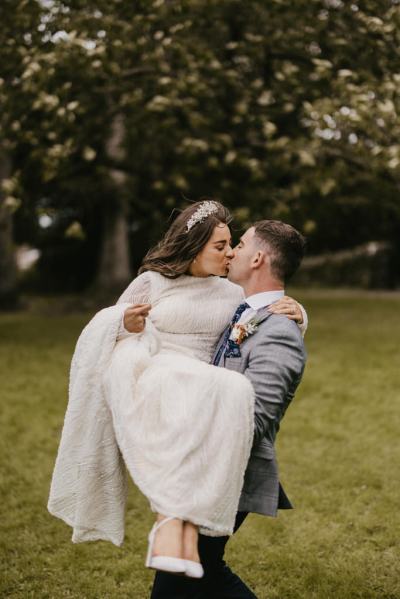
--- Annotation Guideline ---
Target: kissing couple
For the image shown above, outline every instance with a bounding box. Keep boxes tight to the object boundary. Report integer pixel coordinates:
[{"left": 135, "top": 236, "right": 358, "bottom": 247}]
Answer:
[{"left": 48, "top": 199, "right": 307, "bottom": 599}]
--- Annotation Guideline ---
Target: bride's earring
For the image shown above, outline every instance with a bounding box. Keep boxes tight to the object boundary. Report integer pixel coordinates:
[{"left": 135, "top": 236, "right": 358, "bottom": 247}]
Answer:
[{"left": 189, "top": 257, "right": 198, "bottom": 276}]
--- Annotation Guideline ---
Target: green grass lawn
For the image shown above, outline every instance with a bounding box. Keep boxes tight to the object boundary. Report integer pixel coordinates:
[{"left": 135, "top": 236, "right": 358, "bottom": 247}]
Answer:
[{"left": 1, "top": 294, "right": 400, "bottom": 599}]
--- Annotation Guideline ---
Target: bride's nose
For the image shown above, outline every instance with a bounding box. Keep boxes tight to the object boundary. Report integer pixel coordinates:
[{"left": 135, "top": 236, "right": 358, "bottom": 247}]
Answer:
[{"left": 225, "top": 245, "right": 234, "bottom": 258}]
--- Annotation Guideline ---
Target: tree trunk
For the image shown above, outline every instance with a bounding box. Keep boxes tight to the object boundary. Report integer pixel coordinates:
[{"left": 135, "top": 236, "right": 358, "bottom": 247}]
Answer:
[
  {"left": 0, "top": 150, "right": 18, "bottom": 309},
  {"left": 95, "top": 114, "right": 131, "bottom": 294}
]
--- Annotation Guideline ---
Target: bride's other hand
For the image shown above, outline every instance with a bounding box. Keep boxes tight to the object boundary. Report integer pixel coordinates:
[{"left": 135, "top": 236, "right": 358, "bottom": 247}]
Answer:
[
  {"left": 268, "top": 296, "right": 303, "bottom": 323},
  {"left": 123, "top": 303, "right": 152, "bottom": 333}
]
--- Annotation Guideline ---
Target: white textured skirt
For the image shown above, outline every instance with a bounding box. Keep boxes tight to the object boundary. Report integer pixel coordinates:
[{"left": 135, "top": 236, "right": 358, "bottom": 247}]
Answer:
[{"left": 103, "top": 332, "right": 255, "bottom": 537}]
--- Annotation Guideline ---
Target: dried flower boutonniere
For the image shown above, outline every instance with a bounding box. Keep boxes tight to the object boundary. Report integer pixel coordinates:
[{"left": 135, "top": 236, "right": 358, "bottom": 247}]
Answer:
[{"left": 230, "top": 317, "right": 260, "bottom": 346}]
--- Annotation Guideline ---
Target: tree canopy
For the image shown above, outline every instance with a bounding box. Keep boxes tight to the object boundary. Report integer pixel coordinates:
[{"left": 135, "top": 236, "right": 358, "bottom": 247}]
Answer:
[{"left": 1, "top": 0, "right": 399, "bottom": 295}]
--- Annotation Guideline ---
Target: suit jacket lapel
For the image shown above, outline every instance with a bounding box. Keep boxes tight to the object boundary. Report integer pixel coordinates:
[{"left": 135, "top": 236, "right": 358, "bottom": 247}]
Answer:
[
  {"left": 212, "top": 305, "right": 274, "bottom": 365},
  {"left": 212, "top": 323, "right": 230, "bottom": 364}
]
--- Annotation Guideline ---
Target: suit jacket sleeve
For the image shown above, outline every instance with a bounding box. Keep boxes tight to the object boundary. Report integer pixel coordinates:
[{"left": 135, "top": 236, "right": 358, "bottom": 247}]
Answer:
[{"left": 244, "top": 316, "right": 306, "bottom": 446}]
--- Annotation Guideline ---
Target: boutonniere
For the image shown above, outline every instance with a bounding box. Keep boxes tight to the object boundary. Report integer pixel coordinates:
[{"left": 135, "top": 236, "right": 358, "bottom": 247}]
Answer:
[{"left": 229, "top": 316, "right": 260, "bottom": 345}]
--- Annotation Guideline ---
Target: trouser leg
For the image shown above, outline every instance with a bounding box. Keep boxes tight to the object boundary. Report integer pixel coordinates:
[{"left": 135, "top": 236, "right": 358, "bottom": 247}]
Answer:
[
  {"left": 197, "top": 512, "right": 257, "bottom": 599},
  {"left": 149, "top": 571, "right": 199, "bottom": 599},
  {"left": 149, "top": 512, "right": 257, "bottom": 599}
]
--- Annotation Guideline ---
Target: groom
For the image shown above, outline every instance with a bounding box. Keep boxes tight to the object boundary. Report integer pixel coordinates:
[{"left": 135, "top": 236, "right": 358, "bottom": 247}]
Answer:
[{"left": 150, "top": 219, "right": 307, "bottom": 599}]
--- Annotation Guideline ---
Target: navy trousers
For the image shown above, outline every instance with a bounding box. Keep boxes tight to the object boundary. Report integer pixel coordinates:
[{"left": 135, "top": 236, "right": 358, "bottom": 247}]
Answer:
[{"left": 149, "top": 512, "right": 258, "bottom": 599}]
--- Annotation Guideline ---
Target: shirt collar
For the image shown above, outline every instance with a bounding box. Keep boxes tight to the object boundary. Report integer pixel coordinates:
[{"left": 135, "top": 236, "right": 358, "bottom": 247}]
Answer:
[{"left": 245, "top": 290, "right": 285, "bottom": 310}]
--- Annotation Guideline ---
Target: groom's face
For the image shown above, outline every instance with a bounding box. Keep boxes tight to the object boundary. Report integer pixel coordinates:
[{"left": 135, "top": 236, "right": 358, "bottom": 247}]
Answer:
[{"left": 227, "top": 227, "right": 259, "bottom": 284}]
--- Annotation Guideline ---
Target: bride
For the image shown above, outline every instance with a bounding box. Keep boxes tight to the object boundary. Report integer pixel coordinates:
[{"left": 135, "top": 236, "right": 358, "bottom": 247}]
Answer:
[{"left": 48, "top": 199, "right": 306, "bottom": 579}]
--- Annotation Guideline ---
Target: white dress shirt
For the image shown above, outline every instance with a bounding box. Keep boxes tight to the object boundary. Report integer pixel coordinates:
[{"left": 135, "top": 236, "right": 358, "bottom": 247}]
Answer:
[{"left": 238, "top": 290, "right": 308, "bottom": 336}]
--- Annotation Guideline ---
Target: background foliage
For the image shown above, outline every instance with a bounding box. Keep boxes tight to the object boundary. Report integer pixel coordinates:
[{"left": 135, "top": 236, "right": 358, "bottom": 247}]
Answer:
[{"left": 1, "top": 0, "right": 399, "bottom": 297}]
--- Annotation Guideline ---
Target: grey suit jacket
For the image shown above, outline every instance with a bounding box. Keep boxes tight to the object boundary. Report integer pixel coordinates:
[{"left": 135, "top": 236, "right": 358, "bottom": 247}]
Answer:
[{"left": 212, "top": 307, "right": 307, "bottom": 517}]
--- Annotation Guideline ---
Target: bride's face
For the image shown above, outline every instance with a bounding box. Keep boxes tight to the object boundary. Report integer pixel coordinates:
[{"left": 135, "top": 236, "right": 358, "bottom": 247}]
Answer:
[{"left": 190, "top": 223, "right": 233, "bottom": 277}]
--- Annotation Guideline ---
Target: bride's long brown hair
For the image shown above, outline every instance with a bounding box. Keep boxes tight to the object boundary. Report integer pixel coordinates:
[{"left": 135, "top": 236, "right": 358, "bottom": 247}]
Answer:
[{"left": 139, "top": 199, "right": 232, "bottom": 278}]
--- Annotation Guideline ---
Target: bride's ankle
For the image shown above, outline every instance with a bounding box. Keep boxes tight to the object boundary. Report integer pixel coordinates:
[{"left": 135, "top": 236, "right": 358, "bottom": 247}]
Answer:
[
  {"left": 152, "top": 517, "right": 183, "bottom": 558},
  {"left": 182, "top": 522, "right": 200, "bottom": 562}
]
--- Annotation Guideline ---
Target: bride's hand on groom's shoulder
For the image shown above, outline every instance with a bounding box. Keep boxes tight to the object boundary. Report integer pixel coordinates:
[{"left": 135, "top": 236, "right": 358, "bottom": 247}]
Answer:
[
  {"left": 123, "top": 303, "right": 152, "bottom": 333},
  {"left": 268, "top": 296, "right": 303, "bottom": 324}
]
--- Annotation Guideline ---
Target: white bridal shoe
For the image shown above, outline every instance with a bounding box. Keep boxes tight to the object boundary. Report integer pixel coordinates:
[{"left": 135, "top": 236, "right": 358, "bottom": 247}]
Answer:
[
  {"left": 146, "top": 517, "right": 186, "bottom": 574},
  {"left": 145, "top": 516, "right": 204, "bottom": 578},
  {"left": 184, "top": 559, "right": 204, "bottom": 578}
]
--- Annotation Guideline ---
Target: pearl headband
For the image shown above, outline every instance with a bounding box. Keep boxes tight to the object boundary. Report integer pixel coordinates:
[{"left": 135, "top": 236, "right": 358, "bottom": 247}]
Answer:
[{"left": 186, "top": 201, "right": 219, "bottom": 232}]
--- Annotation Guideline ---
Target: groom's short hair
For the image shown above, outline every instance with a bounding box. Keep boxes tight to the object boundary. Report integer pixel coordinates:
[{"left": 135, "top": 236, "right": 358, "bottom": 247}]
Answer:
[{"left": 253, "top": 220, "right": 306, "bottom": 283}]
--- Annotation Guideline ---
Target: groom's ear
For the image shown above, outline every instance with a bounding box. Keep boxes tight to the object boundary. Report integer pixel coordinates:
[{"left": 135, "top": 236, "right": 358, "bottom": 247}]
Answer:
[{"left": 251, "top": 250, "right": 266, "bottom": 269}]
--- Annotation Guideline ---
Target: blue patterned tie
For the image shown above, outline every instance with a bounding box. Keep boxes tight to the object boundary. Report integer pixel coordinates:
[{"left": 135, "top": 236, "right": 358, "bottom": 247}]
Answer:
[{"left": 213, "top": 302, "right": 250, "bottom": 365}]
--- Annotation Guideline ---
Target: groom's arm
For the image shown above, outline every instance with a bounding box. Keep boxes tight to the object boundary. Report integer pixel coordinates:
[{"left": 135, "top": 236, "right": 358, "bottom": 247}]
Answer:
[{"left": 244, "top": 316, "right": 306, "bottom": 445}]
